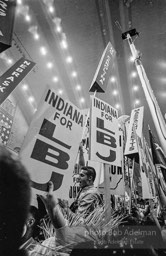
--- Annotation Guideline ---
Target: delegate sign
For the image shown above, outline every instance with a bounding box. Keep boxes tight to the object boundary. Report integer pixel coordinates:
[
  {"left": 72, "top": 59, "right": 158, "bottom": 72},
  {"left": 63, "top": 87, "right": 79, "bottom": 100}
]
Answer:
[
  {"left": 20, "top": 88, "right": 86, "bottom": 201},
  {"left": 89, "top": 96, "right": 121, "bottom": 167}
]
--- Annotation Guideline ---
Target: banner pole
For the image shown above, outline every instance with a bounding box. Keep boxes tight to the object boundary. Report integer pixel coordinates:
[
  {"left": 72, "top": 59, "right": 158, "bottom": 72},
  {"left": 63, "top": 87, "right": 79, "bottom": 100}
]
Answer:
[
  {"left": 123, "top": 30, "right": 166, "bottom": 155},
  {"left": 103, "top": 163, "right": 112, "bottom": 222}
]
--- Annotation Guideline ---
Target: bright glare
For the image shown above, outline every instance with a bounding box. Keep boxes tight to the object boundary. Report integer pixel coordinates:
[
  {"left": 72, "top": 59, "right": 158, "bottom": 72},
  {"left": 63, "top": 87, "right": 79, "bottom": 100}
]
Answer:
[
  {"left": 40, "top": 46, "right": 47, "bottom": 55},
  {"left": 6, "top": 58, "right": 13, "bottom": 64},
  {"left": 28, "top": 96, "right": 35, "bottom": 103},
  {"left": 115, "top": 104, "right": 120, "bottom": 109},
  {"left": 131, "top": 71, "right": 137, "bottom": 78},
  {"left": 22, "top": 84, "right": 28, "bottom": 91},
  {"left": 56, "top": 26, "right": 62, "bottom": 33},
  {"left": 47, "top": 62, "right": 53, "bottom": 69},
  {"left": 112, "top": 90, "right": 118, "bottom": 96},
  {"left": 135, "top": 99, "right": 140, "bottom": 105},
  {"left": 129, "top": 56, "right": 135, "bottom": 62},
  {"left": 25, "top": 14, "right": 31, "bottom": 22},
  {"left": 61, "top": 40, "right": 68, "bottom": 49},
  {"left": 76, "top": 85, "right": 81, "bottom": 91},
  {"left": 110, "top": 76, "right": 116, "bottom": 83},
  {"left": 34, "top": 33, "right": 39, "bottom": 40},
  {"left": 58, "top": 89, "right": 63, "bottom": 95},
  {"left": 17, "top": 0, "right": 22, "bottom": 5},
  {"left": 133, "top": 85, "right": 138, "bottom": 91},
  {"left": 66, "top": 56, "right": 73, "bottom": 63},
  {"left": 53, "top": 76, "right": 59, "bottom": 82},
  {"left": 80, "top": 97, "right": 85, "bottom": 103},
  {"left": 48, "top": 6, "right": 54, "bottom": 13},
  {"left": 71, "top": 71, "right": 77, "bottom": 77}
]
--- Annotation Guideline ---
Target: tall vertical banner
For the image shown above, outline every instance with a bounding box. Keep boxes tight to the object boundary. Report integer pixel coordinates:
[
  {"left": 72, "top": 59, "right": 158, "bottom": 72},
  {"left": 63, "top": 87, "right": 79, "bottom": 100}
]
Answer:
[
  {"left": 90, "top": 95, "right": 121, "bottom": 166},
  {"left": 0, "top": 0, "right": 16, "bottom": 53},
  {"left": 137, "top": 136, "right": 154, "bottom": 199},
  {"left": 124, "top": 106, "right": 144, "bottom": 159},
  {"left": 98, "top": 130, "right": 125, "bottom": 195},
  {"left": 125, "top": 32, "right": 166, "bottom": 155},
  {"left": 89, "top": 42, "right": 116, "bottom": 93},
  {"left": 0, "top": 57, "right": 36, "bottom": 105},
  {"left": 20, "top": 88, "right": 86, "bottom": 202}
]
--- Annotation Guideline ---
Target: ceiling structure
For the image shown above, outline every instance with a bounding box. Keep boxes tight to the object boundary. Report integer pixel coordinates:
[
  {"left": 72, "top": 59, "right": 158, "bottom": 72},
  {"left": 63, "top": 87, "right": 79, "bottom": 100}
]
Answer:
[{"left": 1, "top": 0, "right": 166, "bottom": 149}]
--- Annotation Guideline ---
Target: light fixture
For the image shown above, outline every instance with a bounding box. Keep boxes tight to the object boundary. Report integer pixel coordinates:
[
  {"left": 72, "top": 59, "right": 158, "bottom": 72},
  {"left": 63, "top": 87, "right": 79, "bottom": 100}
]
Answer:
[
  {"left": 71, "top": 71, "right": 77, "bottom": 77},
  {"left": 76, "top": 85, "right": 81, "bottom": 91},
  {"left": 25, "top": 14, "right": 31, "bottom": 22},
  {"left": 28, "top": 96, "right": 35, "bottom": 103},
  {"left": 6, "top": 58, "right": 13, "bottom": 65},
  {"left": 40, "top": 46, "right": 47, "bottom": 56},
  {"left": 61, "top": 40, "right": 68, "bottom": 49},
  {"left": 135, "top": 99, "right": 140, "bottom": 105},
  {"left": 129, "top": 56, "right": 135, "bottom": 62},
  {"left": 131, "top": 71, "right": 137, "bottom": 78},
  {"left": 52, "top": 76, "right": 59, "bottom": 82},
  {"left": 22, "top": 84, "right": 28, "bottom": 91},
  {"left": 48, "top": 5, "right": 54, "bottom": 13},
  {"left": 34, "top": 33, "right": 39, "bottom": 40},
  {"left": 110, "top": 76, "right": 116, "bottom": 83},
  {"left": 58, "top": 89, "right": 63, "bottom": 95},
  {"left": 66, "top": 56, "right": 73, "bottom": 63},
  {"left": 133, "top": 85, "right": 139, "bottom": 91},
  {"left": 56, "top": 26, "right": 62, "bottom": 33},
  {"left": 17, "top": 0, "right": 22, "bottom": 4},
  {"left": 112, "top": 89, "right": 118, "bottom": 96},
  {"left": 115, "top": 103, "right": 120, "bottom": 109},
  {"left": 80, "top": 97, "right": 85, "bottom": 103},
  {"left": 46, "top": 62, "right": 53, "bottom": 69}
]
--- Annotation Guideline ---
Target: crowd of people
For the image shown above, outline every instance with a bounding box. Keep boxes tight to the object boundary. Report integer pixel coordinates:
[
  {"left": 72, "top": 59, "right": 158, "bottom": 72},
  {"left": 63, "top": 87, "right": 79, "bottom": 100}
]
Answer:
[{"left": 1, "top": 145, "right": 166, "bottom": 256}]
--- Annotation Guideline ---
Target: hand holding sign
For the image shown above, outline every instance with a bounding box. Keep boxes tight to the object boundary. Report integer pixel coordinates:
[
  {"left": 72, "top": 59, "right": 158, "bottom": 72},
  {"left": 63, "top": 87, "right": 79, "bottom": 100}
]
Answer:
[{"left": 40, "top": 181, "right": 66, "bottom": 229}]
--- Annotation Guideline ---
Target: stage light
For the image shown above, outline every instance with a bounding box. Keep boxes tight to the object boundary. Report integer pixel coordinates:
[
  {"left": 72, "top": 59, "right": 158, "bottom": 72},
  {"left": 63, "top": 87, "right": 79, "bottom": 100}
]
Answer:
[
  {"left": 22, "top": 84, "right": 28, "bottom": 91},
  {"left": 46, "top": 62, "right": 53, "bottom": 69},
  {"left": 17, "top": 0, "right": 22, "bottom": 5},
  {"left": 34, "top": 33, "right": 39, "bottom": 40},
  {"left": 58, "top": 89, "right": 63, "bottom": 95},
  {"left": 40, "top": 46, "right": 47, "bottom": 55},
  {"left": 133, "top": 85, "right": 138, "bottom": 91},
  {"left": 25, "top": 14, "right": 31, "bottom": 22},
  {"left": 53, "top": 76, "right": 59, "bottom": 82},
  {"left": 112, "top": 90, "right": 118, "bottom": 96},
  {"left": 115, "top": 103, "right": 120, "bottom": 109},
  {"left": 61, "top": 40, "right": 68, "bottom": 49},
  {"left": 76, "top": 85, "right": 81, "bottom": 91},
  {"left": 129, "top": 56, "right": 135, "bottom": 62},
  {"left": 135, "top": 99, "right": 140, "bottom": 105},
  {"left": 6, "top": 58, "right": 13, "bottom": 65},
  {"left": 56, "top": 26, "right": 62, "bottom": 33},
  {"left": 71, "top": 71, "right": 77, "bottom": 77},
  {"left": 131, "top": 71, "right": 137, "bottom": 78},
  {"left": 48, "top": 6, "right": 54, "bottom": 13},
  {"left": 110, "top": 76, "right": 116, "bottom": 83},
  {"left": 28, "top": 96, "right": 35, "bottom": 103},
  {"left": 80, "top": 97, "right": 85, "bottom": 103},
  {"left": 66, "top": 56, "right": 73, "bottom": 63}
]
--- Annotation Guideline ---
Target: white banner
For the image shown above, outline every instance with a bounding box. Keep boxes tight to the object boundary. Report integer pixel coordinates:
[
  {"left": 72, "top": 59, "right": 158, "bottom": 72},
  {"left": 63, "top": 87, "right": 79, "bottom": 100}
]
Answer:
[
  {"left": 98, "top": 130, "right": 125, "bottom": 196},
  {"left": 124, "top": 106, "right": 144, "bottom": 157},
  {"left": 90, "top": 96, "right": 121, "bottom": 166},
  {"left": 20, "top": 88, "right": 86, "bottom": 203},
  {"left": 137, "top": 136, "right": 153, "bottom": 199}
]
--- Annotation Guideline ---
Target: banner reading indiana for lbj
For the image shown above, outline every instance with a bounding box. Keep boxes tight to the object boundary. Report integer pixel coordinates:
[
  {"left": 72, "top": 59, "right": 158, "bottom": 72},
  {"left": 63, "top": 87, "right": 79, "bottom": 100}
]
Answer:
[
  {"left": 20, "top": 88, "right": 86, "bottom": 203},
  {"left": 89, "top": 95, "right": 121, "bottom": 166}
]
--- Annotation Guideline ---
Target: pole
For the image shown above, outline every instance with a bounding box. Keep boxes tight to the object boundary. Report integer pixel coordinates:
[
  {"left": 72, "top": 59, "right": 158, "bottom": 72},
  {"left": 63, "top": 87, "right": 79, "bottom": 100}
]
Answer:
[{"left": 124, "top": 32, "right": 166, "bottom": 155}]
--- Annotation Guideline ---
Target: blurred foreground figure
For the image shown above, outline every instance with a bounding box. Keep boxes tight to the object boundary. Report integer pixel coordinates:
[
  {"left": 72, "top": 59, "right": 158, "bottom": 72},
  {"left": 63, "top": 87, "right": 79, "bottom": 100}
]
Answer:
[{"left": 0, "top": 146, "right": 31, "bottom": 256}]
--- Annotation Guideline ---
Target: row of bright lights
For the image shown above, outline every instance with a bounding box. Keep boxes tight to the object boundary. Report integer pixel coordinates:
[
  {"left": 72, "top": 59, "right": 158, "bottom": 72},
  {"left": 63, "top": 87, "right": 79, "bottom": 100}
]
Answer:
[
  {"left": 21, "top": 2, "right": 85, "bottom": 103},
  {"left": 16, "top": 1, "right": 140, "bottom": 109}
]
